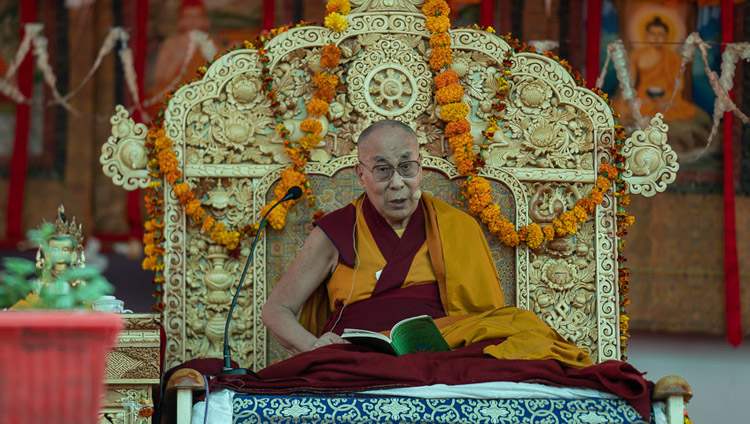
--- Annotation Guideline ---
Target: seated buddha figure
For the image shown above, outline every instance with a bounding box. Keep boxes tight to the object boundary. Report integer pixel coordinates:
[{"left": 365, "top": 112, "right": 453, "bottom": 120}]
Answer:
[
  {"left": 36, "top": 205, "right": 85, "bottom": 284},
  {"left": 11, "top": 206, "right": 85, "bottom": 309}
]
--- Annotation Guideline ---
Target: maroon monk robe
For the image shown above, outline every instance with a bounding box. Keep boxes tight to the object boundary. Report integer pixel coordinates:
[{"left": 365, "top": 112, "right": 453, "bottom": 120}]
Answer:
[{"left": 314, "top": 195, "right": 446, "bottom": 335}]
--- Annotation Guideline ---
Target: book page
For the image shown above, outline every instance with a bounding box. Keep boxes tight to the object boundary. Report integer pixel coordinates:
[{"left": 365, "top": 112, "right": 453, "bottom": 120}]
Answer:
[{"left": 341, "top": 329, "right": 396, "bottom": 355}]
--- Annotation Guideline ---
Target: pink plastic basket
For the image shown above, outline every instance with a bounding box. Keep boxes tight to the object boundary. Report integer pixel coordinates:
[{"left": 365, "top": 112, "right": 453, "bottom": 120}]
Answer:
[{"left": 0, "top": 311, "right": 123, "bottom": 424}]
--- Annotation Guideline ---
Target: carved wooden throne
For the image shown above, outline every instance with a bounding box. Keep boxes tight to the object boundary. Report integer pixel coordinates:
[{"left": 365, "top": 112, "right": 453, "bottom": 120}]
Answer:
[{"left": 101, "top": 1, "right": 687, "bottom": 422}]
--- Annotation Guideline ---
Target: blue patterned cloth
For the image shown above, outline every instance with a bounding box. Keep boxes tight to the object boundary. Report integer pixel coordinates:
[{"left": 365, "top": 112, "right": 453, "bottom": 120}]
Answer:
[{"left": 233, "top": 394, "right": 654, "bottom": 423}]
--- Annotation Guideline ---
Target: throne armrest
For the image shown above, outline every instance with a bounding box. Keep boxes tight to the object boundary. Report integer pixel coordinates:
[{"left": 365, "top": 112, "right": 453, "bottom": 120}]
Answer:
[
  {"left": 162, "top": 368, "right": 204, "bottom": 424},
  {"left": 653, "top": 375, "right": 692, "bottom": 424}
]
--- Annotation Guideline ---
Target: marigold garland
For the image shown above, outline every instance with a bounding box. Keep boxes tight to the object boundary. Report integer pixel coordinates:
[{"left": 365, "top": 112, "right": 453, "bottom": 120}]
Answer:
[
  {"left": 140, "top": 23, "right": 314, "bottom": 309},
  {"left": 422, "top": 1, "right": 634, "bottom": 357},
  {"left": 139, "top": 3, "right": 635, "bottom": 357}
]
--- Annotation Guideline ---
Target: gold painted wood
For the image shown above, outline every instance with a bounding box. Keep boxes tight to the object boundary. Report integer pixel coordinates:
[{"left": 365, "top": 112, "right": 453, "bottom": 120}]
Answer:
[{"left": 100, "top": 1, "right": 678, "bottom": 370}]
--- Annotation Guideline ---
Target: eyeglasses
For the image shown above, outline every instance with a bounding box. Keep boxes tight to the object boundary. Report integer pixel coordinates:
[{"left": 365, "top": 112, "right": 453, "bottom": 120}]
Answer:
[{"left": 359, "top": 160, "right": 421, "bottom": 182}]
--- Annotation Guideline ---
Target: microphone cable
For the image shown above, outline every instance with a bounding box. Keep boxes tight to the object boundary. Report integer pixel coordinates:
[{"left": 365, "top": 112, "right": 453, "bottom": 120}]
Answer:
[{"left": 328, "top": 195, "right": 363, "bottom": 334}]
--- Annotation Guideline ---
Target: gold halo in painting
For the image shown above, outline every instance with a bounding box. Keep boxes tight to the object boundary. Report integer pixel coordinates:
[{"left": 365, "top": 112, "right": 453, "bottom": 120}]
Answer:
[{"left": 629, "top": 5, "right": 687, "bottom": 45}]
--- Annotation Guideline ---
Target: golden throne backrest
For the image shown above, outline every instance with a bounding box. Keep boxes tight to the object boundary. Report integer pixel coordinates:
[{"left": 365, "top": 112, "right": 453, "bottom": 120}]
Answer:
[
  {"left": 99, "top": 0, "right": 676, "bottom": 371},
  {"left": 261, "top": 157, "right": 521, "bottom": 365},
  {"left": 157, "top": 23, "right": 618, "bottom": 370}
]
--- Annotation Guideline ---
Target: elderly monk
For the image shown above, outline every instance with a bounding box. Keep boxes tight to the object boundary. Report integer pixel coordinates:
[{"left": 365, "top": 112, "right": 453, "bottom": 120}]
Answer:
[{"left": 262, "top": 120, "right": 592, "bottom": 368}]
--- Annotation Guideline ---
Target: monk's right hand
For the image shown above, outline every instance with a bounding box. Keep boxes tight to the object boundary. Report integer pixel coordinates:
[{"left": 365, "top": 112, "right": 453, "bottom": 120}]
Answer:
[{"left": 306, "top": 332, "right": 349, "bottom": 352}]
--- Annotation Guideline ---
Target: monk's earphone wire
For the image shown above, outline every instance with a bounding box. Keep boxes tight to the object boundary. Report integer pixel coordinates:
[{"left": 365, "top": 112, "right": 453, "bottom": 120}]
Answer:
[{"left": 329, "top": 196, "right": 362, "bottom": 334}]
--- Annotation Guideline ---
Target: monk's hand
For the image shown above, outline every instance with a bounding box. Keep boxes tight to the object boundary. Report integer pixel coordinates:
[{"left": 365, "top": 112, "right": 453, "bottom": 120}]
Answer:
[{"left": 306, "top": 332, "right": 349, "bottom": 351}]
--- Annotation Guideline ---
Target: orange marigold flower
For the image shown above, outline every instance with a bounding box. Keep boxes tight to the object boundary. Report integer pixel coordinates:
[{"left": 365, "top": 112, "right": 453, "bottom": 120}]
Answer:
[
  {"left": 275, "top": 168, "right": 307, "bottom": 200},
  {"left": 449, "top": 132, "right": 473, "bottom": 149},
  {"left": 224, "top": 231, "right": 240, "bottom": 250},
  {"left": 157, "top": 149, "right": 179, "bottom": 175},
  {"left": 154, "top": 135, "right": 173, "bottom": 153},
  {"left": 435, "top": 83, "right": 464, "bottom": 105},
  {"left": 210, "top": 222, "right": 226, "bottom": 242},
  {"left": 542, "top": 225, "right": 555, "bottom": 241},
  {"left": 325, "top": 0, "right": 351, "bottom": 15},
  {"left": 321, "top": 44, "right": 342, "bottom": 68},
  {"left": 324, "top": 12, "right": 348, "bottom": 32},
  {"left": 596, "top": 176, "right": 611, "bottom": 192},
  {"left": 184, "top": 199, "right": 203, "bottom": 217},
  {"left": 479, "top": 203, "right": 501, "bottom": 224},
  {"left": 440, "top": 102, "right": 469, "bottom": 122},
  {"left": 306, "top": 98, "right": 329, "bottom": 118},
  {"left": 299, "top": 133, "right": 322, "bottom": 150},
  {"left": 457, "top": 160, "right": 475, "bottom": 176},
  {"left": 315, "top": 86, "right": 336, "bottom": 103},
  {"left": 422, "top": 0, "right": 450, "bottom": 16},
  {"left": 429, "top": 33, "right": 451, "bottom": 48},
  {"left": 621, "top": 215, "right": 635, "bottom": 227},
  {"left": 300, "top": 118, "right": 323, "bottom": 135},
  {"left": 143, "top": 232, "right": 156, "bottom": 245},
  {"left": 425, "top": 15, "right": 450, "bottom": 33},
  {"left": 141, "top": 256, "right": 157, "bottom": 271},
  {"left": 620, "top": 194, "right": 631, "bottom": 205},
  {"left": 464, "top": 177, "right": 493, "bottom": 214},
  {"left": 552, "top": 218, "right": 566, "bottom": 236},
  {"left": 144, "top": 244, "right": 157, "bottom": 256},
  {"left": 590, "top": 188, "right": 604, "bottom": 204},
  {"left": 445, "top": 118, "right": 470, "bottom": 138},
  {"left": 434, "top": 70, "right": 459, "bottom": 89},
  {"left": 559, "top": 211, "right": 578, "bottom": 234},
  {"left": 523, "top": 223, "right": 544, "bottom": 249},
  {"left": 489, "top": 218, "right": 519, "bottom": 247},
  {"left": 144, "top": 219, "right": 164, "bottom": 232},
  {"left": 430, "top": 46, "right": 453, "bottom": 70},
  {"left": 166, "top": 171, "right": 180, "bottom": 186},
  {"left": 262, "top": 203, "right": 289, "bottom": 230},
  {"left": 312, "top": 72, "right": 339, "bottom": 89},
  {"left": 599, "top": 163, "right": 618, "bottom": 178},
  {"left": 572, "top": 204, "right": 588, "bottom": 222},
  {"left": 576, "top": 196, "right": 595, "bottom": 214},
  {"left": 173, "top": 182, "right": 190, "bottom": 197},
  {"left": 201, "top": 216, "right": 216, "bottom": 233},
  {"left": 191, "top": 206, "right": 207, "bottom": 222}
]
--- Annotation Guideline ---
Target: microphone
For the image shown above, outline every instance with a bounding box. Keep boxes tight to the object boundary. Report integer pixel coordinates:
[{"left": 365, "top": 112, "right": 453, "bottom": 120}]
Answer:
[{"left": 221, "top": 185, "right": 303, "bottom": 375}]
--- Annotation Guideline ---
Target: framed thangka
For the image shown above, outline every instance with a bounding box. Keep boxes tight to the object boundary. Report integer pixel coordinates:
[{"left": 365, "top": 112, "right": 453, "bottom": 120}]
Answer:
[
  {"left": 600, "top": 0, "right": 750, "bottom": 337},
  {"left": 601, "top": 0, "right": 723, "bottom": 192},
  {"left": 144, "top": 0, "right": 269, "bottom": 119}
]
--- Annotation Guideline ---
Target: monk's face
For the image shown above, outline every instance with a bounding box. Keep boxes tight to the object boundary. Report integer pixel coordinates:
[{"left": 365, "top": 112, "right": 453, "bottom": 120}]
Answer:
[{"left": 356, "top": 127, "right": 422, "bottom": 230}]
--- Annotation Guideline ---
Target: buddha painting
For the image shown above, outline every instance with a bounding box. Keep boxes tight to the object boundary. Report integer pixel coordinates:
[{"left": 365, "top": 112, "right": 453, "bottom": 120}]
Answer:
[{"left": 613, "top": 3, "right": 714, "bottom": 161}]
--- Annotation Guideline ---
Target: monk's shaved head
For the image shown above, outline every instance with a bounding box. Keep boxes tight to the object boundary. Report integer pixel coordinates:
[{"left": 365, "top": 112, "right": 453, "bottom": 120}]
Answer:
[
  {"left": 354, "top": 119, "right": 422, "bottom": 230},
  {"left": 357, "top": 120, "right": 417, "bottom": 160}
]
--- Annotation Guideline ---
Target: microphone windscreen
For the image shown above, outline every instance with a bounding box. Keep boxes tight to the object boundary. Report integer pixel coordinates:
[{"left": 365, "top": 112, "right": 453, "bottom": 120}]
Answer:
[{"left": 286, "top": 186, "right": 303, "bottom": 201}]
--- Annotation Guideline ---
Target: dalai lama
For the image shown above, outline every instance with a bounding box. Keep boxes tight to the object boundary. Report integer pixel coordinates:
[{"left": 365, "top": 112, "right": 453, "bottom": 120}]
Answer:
[{"left": 261, "top": 119, "right": 592, "bottom": 368}]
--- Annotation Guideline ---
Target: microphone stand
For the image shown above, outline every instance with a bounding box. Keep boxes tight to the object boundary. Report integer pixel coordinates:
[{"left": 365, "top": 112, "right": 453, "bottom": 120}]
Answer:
[{"left": 220, "top": 186, "right": 303, "bottom": 375}]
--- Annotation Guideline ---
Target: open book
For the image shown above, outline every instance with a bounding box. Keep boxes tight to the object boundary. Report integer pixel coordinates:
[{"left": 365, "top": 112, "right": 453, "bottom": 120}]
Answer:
[{"left": 341, "top": 315, "right": 451, "bottom": 356}]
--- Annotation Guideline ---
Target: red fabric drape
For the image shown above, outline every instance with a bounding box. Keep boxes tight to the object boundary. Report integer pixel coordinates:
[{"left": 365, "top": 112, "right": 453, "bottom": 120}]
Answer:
[
  {"left": 480, "top": 0, "right": 495, "bottom": 28},
  {"left": 263, "top": 0, "right": 275, "bottom": 30},
  {"left": 585, "top": 0, "right": 602, "bottom": 88},
  {"left": 4, "top": 1, "right": 37, "bottom": 241},
  {"left": 126, "top": 0, "right": 149, "bottom": 240},
  {"left": 721, "top": 0, "right": 742, "bottom": 347}
]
